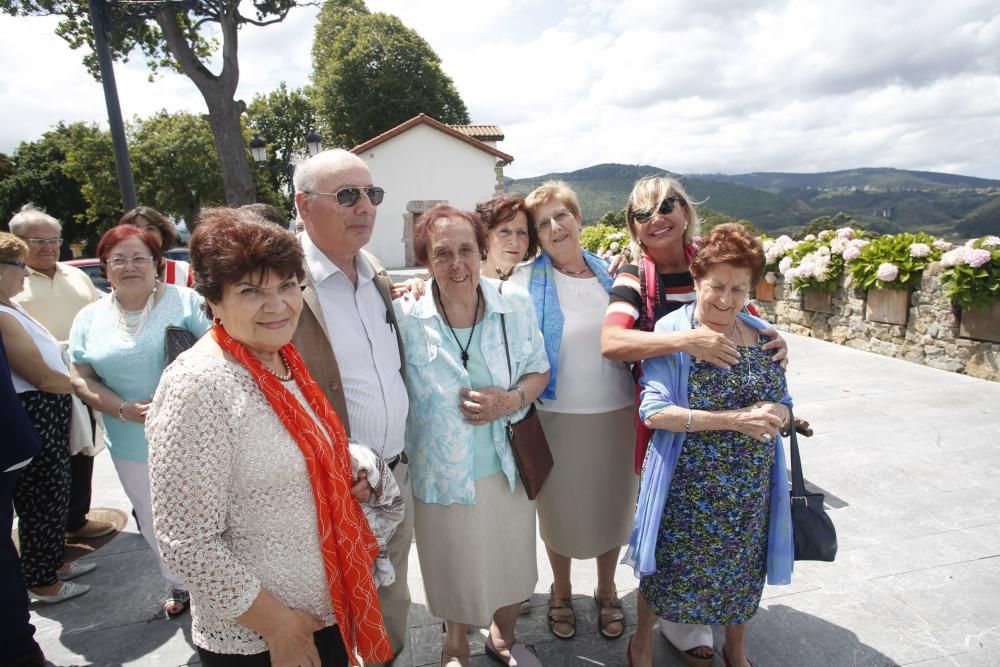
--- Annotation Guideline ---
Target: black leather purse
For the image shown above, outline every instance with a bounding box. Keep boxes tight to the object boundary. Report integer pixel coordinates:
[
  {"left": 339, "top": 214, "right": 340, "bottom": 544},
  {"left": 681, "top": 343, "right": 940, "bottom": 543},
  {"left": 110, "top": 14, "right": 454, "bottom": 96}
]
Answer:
[
  {"left": 164, "top": 325, "right": 197, "bottom": 367},
  {"left": 788, "top": 405, "right": 838, "bottom": 561}
]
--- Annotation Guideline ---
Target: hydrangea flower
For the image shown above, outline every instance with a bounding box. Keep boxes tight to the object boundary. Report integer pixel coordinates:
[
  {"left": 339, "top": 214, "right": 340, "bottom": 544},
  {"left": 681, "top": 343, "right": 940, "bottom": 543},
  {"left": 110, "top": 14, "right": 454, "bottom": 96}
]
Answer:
[
  {"left": 843, "top": 245, "right": 862, "bottom": 261},
  {"left": 836, "top": 227, "right": 855, "bottom": 240},
  {"left": 967, "top": 248, "right": 992, "bottom": 268},
  {"left": 876, "top": 262, "right": 899, "bottom": 282},
  {"left": 818, "top": 230, "right": 834, "bottom": 241},
  {"left": 830, "top": 237, "right": 848, "bottom": 255},
  {"left": 609, "top": 242, "right": 620, "bottom": 252},
  {"left": 764, "top": 271, "right": 779, "bottom": 284},
  {"left": 940, "top": 247, "right": 966, "bottom": 267},
  {"left": 982, "top": 236, "right": 1000, "bottom": 248},
  {"left": 909, "top": 243, "right": 931, "bottom": 258},
  {"left": 803, "top": 234, "right": 816, "bottom": 241},
  {"left": 779, "top": 256, "right": 794, "bottom": 274},
  {"left": 933, "top": 239, "right": 953, "bottom": 251}
]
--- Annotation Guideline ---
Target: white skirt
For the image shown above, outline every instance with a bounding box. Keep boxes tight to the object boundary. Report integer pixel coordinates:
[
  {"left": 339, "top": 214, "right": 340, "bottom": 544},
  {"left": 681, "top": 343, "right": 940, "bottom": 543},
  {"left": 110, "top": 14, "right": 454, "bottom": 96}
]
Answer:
[
  {"left": 535, "top": 407, "right": 638, "bottom": 559},
  {"left": 413, "top": 471, "right": 537, "bottom": 626}
]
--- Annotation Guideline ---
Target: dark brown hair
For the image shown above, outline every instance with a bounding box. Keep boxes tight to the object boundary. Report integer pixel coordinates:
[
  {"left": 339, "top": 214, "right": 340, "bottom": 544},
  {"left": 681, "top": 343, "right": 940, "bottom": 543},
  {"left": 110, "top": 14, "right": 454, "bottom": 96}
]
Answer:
[
  {"left": 240, "top": 203, "right": 288, "bottom": 227},
  {"left": 118, "top": 206, "right": 178, "bottom": 251},
  {"left": 96, "top": 225, "right": 164, "bottom": 279},
  {"left": 689, "top": 223, "right": 765, "bottom": 285},
  {"left": 189, "top": 207, "right": 304, "bottom": 316},
  {"left": 413, "top": 204, "right": 487, "bottom": 267},
  {"left": 475, "top": 193, "right": 538, "bottom": 260}
]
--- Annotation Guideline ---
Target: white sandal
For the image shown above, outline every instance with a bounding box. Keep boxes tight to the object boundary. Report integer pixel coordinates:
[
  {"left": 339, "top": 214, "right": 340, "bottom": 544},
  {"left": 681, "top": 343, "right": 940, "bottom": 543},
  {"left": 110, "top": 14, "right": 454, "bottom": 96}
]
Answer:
[{"left": 658, "top": 620, "right": 715, "bottom": 667}]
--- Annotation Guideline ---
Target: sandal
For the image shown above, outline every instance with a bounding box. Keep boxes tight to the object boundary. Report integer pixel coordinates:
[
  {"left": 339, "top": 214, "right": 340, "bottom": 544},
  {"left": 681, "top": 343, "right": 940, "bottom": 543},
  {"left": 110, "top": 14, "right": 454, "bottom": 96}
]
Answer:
[
  {"left": 594, "top": 588, "right": 625, "bottom": 639},
  {"left": 722, "top": 646, "right": 754, "bottom": 667},
  {"left": 164, "top": 589, "right": 191, "bottom": 619},
  {"left": 546, "top": 585, "right": 576, "bottom": 639},
  {"left": 659, "top": 621, "right": 714, "bottom": 667}
]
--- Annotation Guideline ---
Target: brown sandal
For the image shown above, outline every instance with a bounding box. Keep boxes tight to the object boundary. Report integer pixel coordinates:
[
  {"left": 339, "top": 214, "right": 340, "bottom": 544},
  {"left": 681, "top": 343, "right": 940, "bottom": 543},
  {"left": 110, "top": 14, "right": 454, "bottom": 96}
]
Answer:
[
  {"left": 594, "top": 588, "right": 625, "bottom": 639},
  {"left": 547, "top": 585, "right": 576, "bottom": 639}
]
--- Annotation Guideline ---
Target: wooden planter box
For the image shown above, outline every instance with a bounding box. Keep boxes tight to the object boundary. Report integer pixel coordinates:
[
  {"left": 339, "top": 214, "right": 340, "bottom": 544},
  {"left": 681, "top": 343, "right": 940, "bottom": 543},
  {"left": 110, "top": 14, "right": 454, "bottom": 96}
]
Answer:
[
  {"left": 802, "top": 288, "right": 833, "bottom": 314},
  {"left": 755, "top": 279, "right": 777, "bottom": 301},
  {"left": 960, "top": 300, "right": 1000, "bottom": 343},
  {"left": 866, "top": 288, "right": 910, "bottom": 326}
]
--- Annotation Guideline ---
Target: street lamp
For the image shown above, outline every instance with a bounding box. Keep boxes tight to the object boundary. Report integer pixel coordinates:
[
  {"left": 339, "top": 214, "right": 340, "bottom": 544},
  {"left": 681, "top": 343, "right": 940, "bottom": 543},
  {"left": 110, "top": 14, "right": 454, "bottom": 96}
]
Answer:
[
  {"left": 306, "top": 130, "right": 323, "bottom": 157},
  {"left": 248, "top": 131, "right": 323, "bottom": 224},
  {"left": 249, "top": 135, "right": 267, "bottom": 165}
]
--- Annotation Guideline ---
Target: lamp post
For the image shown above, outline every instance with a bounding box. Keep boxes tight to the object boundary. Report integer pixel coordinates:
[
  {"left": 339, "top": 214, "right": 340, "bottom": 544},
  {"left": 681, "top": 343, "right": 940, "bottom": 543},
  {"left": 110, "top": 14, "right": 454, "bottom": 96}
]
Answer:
[{"left": 249, "top": 131, "right": 323, "bottom": 225}]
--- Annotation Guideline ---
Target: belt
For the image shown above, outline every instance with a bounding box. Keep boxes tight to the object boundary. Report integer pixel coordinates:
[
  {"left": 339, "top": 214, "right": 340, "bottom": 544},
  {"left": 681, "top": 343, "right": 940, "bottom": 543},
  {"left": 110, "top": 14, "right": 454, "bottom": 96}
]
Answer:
[{"left": 386, "top": 452, "right": 408, "bottom": 471}]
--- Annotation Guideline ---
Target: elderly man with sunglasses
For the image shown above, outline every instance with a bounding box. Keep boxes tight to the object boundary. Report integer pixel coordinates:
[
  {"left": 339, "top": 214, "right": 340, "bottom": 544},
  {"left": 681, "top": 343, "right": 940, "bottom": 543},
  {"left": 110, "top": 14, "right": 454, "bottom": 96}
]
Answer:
[
  {"left": 8, "top": 204, "right": 114, "bottom": 543},
  {"left": 291, "top": 149, "right": 412, "bottom": 664}
]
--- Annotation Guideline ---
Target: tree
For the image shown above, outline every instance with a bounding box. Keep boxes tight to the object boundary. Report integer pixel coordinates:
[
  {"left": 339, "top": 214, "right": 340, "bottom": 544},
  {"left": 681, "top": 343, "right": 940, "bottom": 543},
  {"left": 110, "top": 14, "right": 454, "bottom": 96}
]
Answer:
[
  {"left": 697, "top": 207, "right": 760, "bottom": 237},
  {"left": 312, "top": 6, "right": 470, "bottom": 147},
  {"left": 1, "top": 0, "right": 304, "bottom": 206},
  {"left": 594, "top": 210, "right": 627, "bottom": 228},
  {"left": 246, "top": 83, "right": 320, "bottom": 211},
  {"left": 0, "top": 123, "right": 99, "bottom": 253},
  {"left": 797, "top": 212, "right": 854, "bottom": 239}
]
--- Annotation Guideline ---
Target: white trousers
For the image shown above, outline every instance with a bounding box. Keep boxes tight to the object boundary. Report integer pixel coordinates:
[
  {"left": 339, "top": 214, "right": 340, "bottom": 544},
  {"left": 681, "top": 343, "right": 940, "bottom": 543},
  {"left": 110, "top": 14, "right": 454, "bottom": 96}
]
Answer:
[{"left": 111, "top": 456, "right": 185, "bottom": 590}]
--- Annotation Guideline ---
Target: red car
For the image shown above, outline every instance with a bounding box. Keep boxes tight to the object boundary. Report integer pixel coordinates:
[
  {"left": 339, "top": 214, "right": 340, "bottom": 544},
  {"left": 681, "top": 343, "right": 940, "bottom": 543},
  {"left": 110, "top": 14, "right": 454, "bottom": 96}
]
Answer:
[{"left": 65, "top": 258, "right": 110, "bottom": 293}]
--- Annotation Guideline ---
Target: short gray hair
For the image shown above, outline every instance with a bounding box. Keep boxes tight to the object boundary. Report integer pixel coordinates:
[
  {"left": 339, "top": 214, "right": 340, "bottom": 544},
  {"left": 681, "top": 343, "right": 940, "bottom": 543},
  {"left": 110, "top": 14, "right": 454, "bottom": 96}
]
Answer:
[
  {"left": 292, "top": 148, "right": 366, "bottom": 195},
  {"left": 9, "top": 203, "right": 61, "bottom": 236}
]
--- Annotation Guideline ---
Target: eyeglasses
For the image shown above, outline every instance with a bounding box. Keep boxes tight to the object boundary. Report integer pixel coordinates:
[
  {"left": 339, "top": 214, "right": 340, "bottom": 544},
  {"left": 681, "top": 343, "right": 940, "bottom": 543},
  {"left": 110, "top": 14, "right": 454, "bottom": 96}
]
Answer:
[
  {"left": 306, "top": 187, "right": 385, "bottom": 207},
  {"left": 21, "top": 237, "right": 63, "bottom": 247},
  {"left": 107, "top": 256, "right": 154, "bottom": 269},
  {"left": 0, "top": 260, "right": 27, "bottom": 269},
  {"left": 537, "top": 209, "right": 575, "bottom": 227},
  {"left": 633, "top": 196, "right": 683, "bottom": 223}
]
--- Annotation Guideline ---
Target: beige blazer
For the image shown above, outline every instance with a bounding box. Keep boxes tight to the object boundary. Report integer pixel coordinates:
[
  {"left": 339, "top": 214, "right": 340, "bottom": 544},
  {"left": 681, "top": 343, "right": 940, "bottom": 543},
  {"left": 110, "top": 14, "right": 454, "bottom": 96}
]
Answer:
[{"left": 292, "top": 250, "right": 406, "bottom": 438}]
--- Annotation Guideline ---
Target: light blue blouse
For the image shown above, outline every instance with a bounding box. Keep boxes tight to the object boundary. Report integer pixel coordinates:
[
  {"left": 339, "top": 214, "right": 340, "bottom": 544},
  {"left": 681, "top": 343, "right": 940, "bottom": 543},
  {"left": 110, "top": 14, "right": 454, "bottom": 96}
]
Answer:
[
  {"left": 69, "top": 284, "right": 211, "bottom": 462},
  {"left": 394, "top": 279, "right": 549, "bottom": 505}
]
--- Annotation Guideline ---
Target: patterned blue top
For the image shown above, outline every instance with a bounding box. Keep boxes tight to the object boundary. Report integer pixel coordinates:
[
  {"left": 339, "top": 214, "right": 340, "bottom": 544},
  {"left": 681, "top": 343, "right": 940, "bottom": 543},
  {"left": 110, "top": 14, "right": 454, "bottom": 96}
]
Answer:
[
  {"left": 394, "top": 279, "right": 549, "bottom": 505},
  {"left": 69, "top": 284, "right": 211, "bottom": 462}
]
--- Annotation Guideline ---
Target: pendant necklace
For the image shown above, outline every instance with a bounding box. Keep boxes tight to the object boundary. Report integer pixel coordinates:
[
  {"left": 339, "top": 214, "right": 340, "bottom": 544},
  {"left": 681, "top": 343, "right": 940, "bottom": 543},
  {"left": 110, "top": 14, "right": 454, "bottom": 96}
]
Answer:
[
  {"left": 553, "top": 260, "right": 589, "bottom": 275},
  {"left": 436, "top": 283, "right": 481, "bottom": 369}
]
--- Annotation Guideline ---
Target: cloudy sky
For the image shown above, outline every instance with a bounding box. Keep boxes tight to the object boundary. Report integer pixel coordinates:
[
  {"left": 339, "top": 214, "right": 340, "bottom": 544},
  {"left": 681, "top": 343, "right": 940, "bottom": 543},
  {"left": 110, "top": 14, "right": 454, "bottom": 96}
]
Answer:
[{"left": 1, "top": 0, "right": 999, "bottom": 179}]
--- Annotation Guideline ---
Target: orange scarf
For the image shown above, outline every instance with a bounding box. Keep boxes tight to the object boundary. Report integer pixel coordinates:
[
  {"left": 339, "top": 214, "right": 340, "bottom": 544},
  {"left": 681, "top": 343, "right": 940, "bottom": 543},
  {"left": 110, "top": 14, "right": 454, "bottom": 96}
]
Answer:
[{"left": 213, "top": 324, "right": 393, "bottom": 666}]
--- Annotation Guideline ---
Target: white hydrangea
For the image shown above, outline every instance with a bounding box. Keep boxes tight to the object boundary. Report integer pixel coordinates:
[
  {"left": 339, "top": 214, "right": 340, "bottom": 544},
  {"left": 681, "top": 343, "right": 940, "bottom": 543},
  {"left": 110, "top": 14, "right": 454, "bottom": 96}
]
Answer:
[
  {"left": 830, "top": 237, "right": 848, "bottom": 255},
  {"left": 843, "top": 245, "right": 862, "bottom": 261},
  {"left": 804, "top": 234, "right": 817, "bottom": 241},
  {"left": 764, "top": 271, "right": 779, "bottom": 284},
  {"left": 876, "top": 262, "right": 899, "bottom": 282},
  {"left": 933, "top": 239, "right": 952, "bottom": 251},
  {"left": 779, "top": 256, "right": 794, "bottom": 274},
  {"left": 940, "top": 247, "right": 966, "bottom": 267},
  {"left": 982, "top": 236, "right": 1000, "bottom": 248},
  {"left": 818, "top": 230, "right": 834, "bottom": 241},
  {"left": 836, "top": 227, "right": 855, "bottom": 240},
  {"left": 909, "top": 243, "right": 931, "bottom": 258}
]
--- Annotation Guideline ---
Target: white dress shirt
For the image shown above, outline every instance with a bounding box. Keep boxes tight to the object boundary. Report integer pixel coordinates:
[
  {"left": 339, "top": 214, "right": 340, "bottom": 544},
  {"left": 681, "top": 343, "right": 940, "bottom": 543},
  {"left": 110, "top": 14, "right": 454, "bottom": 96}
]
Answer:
[{"left": 302, "top": 234, "right": 408, "bottom": 459}]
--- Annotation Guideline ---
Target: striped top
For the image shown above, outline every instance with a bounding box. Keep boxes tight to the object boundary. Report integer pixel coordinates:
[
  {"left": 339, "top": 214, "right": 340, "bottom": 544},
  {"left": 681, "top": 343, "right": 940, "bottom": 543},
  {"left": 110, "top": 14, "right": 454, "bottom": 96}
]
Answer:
[{"left": 604, "top": 263, "right": 695, "bottom": 331}]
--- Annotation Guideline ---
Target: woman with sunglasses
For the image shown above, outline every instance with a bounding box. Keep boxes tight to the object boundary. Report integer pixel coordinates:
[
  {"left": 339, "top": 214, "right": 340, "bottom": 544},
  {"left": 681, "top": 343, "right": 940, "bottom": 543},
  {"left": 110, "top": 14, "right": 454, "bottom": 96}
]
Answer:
[
  {"left": 0, "top": 233, "right": 90, "bottom": 604},
  {"left": 601, "top": 175, "right": 786, "bottom": 666},
  {"left": 69, "top": 225, "right": 211, "bottom": 618}
]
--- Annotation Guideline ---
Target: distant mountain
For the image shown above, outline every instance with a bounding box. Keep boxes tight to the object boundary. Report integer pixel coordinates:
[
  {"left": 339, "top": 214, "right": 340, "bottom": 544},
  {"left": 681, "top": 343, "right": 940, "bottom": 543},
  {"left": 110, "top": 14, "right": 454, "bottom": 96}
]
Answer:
[{"left": 505, "top": 164, "right": 1000, "bottom": 237}]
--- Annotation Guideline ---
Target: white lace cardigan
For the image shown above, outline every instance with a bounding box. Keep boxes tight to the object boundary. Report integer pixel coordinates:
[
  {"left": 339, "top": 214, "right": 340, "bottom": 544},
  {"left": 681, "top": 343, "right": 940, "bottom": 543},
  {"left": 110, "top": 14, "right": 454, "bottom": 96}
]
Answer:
[{"left": 146, "top": 348, "right": 402, "bottom": 655}]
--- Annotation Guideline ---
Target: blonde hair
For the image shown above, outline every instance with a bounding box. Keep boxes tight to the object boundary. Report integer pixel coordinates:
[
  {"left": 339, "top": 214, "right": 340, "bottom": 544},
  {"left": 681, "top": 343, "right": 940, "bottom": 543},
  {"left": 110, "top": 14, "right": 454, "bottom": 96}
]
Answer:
[
  {"left": 625, "top": 175, "right": 701, "bottom": 250},
  {"left": 0, "top": 232, "right": 29, "bottom": 263},
  {"left": 524, "top": 180, "right": 582, "bottom": 224}
]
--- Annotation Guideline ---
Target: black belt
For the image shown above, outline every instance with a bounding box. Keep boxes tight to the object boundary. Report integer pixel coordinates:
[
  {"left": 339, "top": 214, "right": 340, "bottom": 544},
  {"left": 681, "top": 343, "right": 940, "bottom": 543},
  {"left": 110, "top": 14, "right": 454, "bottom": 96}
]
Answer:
[{"left": 386, "top": 452, "right": 408, "bottom": 470}]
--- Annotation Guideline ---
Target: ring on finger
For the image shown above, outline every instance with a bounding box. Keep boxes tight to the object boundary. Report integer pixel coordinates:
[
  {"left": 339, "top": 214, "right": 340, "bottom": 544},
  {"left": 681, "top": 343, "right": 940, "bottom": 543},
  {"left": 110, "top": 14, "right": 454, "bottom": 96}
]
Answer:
[{"left": 761, "top": 433, "right": 772, "bottom": 442}]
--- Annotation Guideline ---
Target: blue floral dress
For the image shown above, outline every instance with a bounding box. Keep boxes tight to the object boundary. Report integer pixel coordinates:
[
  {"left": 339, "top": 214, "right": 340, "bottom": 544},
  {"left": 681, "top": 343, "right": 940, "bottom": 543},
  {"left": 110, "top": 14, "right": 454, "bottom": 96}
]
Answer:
[{"left": 639, "top": 335, "right": 787, "bottom": 625}]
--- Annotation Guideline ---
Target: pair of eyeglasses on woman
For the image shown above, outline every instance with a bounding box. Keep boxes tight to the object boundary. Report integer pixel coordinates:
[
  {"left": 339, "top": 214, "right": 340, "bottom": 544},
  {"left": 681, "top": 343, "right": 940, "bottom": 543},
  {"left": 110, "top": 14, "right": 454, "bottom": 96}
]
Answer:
[
  {"left": 107, "top": 256, "right": 154, "bottom": 269},
  {"left": 0, "top": 260, "right": 27, "bottom": 269},
  {"left": 306, "top": 187, "right": 385, "bottom": 207},
  {"left": 633, "top": 196, "right": 683, "bottom": 223}
]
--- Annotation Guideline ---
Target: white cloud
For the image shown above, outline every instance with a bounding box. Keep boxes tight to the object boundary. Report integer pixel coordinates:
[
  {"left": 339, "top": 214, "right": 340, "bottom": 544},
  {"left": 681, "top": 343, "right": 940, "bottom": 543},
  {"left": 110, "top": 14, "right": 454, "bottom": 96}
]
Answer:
[{"left": 1, "top": 0, "right": 999, "bottom": 181}]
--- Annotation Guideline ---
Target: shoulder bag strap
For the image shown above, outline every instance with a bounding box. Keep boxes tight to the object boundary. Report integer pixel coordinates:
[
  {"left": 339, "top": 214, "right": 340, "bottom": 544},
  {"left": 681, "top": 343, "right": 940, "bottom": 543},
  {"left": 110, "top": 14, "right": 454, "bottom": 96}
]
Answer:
[{"left": 787, "top": 405, "right": 807, "bottom": 501}]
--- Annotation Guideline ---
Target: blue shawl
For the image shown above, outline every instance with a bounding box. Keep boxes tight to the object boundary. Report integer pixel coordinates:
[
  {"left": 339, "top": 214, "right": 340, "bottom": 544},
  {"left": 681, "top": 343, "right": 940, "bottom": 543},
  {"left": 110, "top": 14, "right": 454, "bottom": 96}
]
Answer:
[
  {"left": 528, "top": 250, "right": 614, "bottom": 399},
  {"left": 621, "top": 302, "right": 794, "bottom": 585}
]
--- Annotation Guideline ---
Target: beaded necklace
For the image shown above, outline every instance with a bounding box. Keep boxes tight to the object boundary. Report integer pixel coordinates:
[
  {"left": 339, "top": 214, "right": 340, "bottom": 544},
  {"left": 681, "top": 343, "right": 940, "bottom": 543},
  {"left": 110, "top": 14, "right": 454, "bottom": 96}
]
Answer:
[{"left": 435, "top": 282, "right": 481, "bottom": 369}]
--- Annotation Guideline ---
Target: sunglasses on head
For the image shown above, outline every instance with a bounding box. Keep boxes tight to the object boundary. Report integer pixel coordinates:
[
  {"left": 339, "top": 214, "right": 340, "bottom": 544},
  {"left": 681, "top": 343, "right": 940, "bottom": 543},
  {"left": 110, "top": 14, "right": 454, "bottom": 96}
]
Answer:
[
  {"left": 633, "top": 196, "right": 682, "bottom": 223},
  {"left": 307, "top": 186, "right": 385, "bottom": 207}
]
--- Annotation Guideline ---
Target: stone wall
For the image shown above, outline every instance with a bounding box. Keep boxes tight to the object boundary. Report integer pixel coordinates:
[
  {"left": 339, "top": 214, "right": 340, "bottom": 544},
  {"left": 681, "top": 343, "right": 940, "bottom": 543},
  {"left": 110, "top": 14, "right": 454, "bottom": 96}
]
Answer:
[{"left": 752, "top": 264, "right": 1000, "bottom": 382}]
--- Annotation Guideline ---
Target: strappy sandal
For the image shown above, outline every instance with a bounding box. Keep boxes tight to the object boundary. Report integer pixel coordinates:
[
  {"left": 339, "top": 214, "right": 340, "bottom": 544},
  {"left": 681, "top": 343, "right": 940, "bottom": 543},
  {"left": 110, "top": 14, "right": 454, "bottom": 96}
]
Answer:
[
  {"left": 546, "top": 585, "right": 576, "bottom": 639},
  {"left": 594, "top": 588, "right": 625, "bottom": 639},
  {"left": 164, "top": 588, "right": 191, "bottom": 619}
]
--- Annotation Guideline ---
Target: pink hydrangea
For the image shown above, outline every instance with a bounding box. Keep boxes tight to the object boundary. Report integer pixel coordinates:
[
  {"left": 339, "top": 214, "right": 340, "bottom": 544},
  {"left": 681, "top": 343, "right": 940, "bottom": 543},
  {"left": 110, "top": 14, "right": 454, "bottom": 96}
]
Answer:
[
  {"left": 876, "top": 262, "right": 899, "bottom": 282},
  {"left": 836, "top": 227, "right": 855, "bottom": 240},
  {"left": 983, "top": 236, "right": 1000, "bottom": 248},
  {"left": 909, "top": 243, "right": 931, "bottom": 258},
  {"left": 843, "top": 245, "right": 862, "bottom": 261},
  {"left": 933, "top": 239, "right": 952, "bottom": 251},
  {"left": 967, "top": 248, "right": 992, "bottom": 268}
]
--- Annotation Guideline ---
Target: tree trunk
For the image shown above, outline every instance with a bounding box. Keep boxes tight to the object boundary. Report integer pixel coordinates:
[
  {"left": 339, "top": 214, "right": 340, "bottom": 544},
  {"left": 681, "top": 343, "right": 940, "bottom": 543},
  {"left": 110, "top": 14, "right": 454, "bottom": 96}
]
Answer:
[{"left": 156, "top": 5, "right": 256, "bottom": 206}]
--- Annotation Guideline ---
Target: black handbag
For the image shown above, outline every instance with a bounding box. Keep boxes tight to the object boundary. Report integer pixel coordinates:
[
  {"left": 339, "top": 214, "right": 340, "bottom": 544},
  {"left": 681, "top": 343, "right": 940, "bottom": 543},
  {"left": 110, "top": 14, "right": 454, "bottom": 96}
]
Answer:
[
  {"left": 164, "top": 325, "right": 197, "bottom": 367},
  {"left": 788, "top": 405, "right": 838, "bottom": 561},
  {"left": 499, "top": 313, "right": 553, "bottom": 500}
]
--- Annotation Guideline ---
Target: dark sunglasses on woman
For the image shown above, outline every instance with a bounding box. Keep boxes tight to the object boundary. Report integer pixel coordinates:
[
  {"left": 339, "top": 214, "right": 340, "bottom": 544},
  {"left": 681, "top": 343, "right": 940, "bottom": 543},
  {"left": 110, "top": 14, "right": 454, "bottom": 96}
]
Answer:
[
  {"left": 306, "top": 186, "right": 386, "bottom": 207},
  {"left": 633, "top": 196, "right": 682, "bottom": 223}
]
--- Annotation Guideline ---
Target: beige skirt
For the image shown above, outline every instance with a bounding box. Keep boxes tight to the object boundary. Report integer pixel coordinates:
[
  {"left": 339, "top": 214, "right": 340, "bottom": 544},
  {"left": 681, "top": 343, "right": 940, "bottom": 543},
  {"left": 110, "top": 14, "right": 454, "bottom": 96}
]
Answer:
[
  {"left": 536, "top": 407, "right": 638, "bottom": 559},
  {"left": 413, "top": 471, "right": 537, "bottom": 626}
]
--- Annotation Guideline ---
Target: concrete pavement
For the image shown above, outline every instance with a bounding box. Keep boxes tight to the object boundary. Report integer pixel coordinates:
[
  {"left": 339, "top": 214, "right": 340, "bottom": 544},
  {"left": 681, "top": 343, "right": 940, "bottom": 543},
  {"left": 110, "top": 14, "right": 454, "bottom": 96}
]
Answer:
[{"left": 24, "top": 333, "right": 1000, "bottom": 666}]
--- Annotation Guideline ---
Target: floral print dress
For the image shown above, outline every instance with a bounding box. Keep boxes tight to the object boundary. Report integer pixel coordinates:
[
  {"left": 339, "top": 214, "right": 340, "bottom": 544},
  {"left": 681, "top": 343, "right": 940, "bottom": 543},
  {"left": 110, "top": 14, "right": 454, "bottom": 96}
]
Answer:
[{"left": 639, "top": 336, "right": 787, "bottom": 625}]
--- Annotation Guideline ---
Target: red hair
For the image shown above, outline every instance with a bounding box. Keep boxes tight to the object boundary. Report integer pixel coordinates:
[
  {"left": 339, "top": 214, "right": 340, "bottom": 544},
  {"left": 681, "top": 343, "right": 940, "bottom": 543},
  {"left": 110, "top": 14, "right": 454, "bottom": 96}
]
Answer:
[
  {"left": 689, "top": 223, "right": 765, "bottom": 285},
  {"left": 96, "top": 225, "right": 164, "bottom": 278}
]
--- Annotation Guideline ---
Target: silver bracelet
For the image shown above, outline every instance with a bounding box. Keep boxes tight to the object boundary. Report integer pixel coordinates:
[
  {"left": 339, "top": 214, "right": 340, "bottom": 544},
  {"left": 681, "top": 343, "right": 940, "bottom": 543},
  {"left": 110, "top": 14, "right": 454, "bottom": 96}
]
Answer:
[
  {"left": 514, "top": 385, "right": 526, "bottom": 410},
  {"left": 118, "top": 400, "right": 128, "bottom": 422},
  {"left": 685, "top": 408, "right": 693, "bottom": 432}
]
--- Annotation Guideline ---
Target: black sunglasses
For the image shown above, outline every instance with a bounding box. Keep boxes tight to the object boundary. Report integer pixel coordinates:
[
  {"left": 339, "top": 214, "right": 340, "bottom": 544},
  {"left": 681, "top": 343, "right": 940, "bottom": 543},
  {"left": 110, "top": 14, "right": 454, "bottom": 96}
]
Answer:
[
  {"left": 633, "top": 196, "right": 682, "bottom": 223},
  {"left": 1, "top": 260, "right": 27, "bottom": 269},
  {"left": 307, "top": 187, "right": 385, "bottom": 207}
]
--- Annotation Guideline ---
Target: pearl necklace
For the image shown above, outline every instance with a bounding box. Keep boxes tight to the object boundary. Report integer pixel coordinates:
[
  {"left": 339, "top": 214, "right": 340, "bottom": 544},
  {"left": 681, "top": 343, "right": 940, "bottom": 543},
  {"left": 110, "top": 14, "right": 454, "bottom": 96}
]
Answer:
[
  {"left": 266, "top": 350, "right": 292, "bottom": 381},
  {"left": 112, "top": 286, "right": 157, "bottom": 340}
]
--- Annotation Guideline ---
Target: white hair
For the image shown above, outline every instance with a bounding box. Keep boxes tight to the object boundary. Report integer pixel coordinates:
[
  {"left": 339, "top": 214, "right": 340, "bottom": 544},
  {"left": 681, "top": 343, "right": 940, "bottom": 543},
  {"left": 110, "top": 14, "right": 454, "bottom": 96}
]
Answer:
[
  {"left": 8, "top": 203, "right": 61, "bottom": 236},
  {"left": 292, "top": 148, "right": 368, "bottom": 194}
]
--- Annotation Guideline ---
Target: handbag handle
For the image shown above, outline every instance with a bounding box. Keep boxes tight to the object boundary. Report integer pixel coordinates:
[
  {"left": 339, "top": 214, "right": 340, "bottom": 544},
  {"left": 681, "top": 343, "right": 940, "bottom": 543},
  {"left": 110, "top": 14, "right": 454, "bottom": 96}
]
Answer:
[{"left": 786, "top": 404, "right": 808, "bottom": 503}]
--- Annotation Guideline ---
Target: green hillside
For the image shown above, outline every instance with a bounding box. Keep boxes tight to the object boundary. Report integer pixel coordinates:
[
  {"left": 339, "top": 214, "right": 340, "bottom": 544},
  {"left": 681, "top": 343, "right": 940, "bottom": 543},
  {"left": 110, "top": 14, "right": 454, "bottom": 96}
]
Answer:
[{"left": 506, "top": 164, "right": 1000, "bottom": 237}]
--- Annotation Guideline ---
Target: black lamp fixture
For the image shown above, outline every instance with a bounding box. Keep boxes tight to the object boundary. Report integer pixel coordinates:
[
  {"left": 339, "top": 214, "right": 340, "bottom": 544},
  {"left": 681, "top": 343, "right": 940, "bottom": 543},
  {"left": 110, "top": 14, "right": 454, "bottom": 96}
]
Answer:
[
  {"left": 249, "top": 135, "right": 267, "bottom": 164},
  {"left": 306, "top": 130, "right": 323, "bottom": 157}
]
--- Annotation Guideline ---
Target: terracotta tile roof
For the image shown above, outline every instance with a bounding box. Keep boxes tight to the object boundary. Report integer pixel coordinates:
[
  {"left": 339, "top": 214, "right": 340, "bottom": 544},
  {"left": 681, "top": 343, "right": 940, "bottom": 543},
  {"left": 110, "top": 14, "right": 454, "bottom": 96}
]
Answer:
[
  {"left": 448, "top": 124, "right": 504, "bottom": 142},
  {"left": 352, "top": 114, "right": 513, "bottom": 162}
]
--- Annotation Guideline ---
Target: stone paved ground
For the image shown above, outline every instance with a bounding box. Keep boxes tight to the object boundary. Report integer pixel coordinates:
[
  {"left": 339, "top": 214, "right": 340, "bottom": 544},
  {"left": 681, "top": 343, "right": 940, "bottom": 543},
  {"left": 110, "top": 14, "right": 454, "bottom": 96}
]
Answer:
[{"left": 25, "top": 333, "right": 1000, "bottom": 666}]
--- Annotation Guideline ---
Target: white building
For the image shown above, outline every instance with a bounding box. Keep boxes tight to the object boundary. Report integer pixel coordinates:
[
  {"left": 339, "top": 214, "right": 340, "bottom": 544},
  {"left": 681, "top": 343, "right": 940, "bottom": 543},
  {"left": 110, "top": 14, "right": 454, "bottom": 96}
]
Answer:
[{"left": 352, "top": 113, "right": 513, "bottom": 268}]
